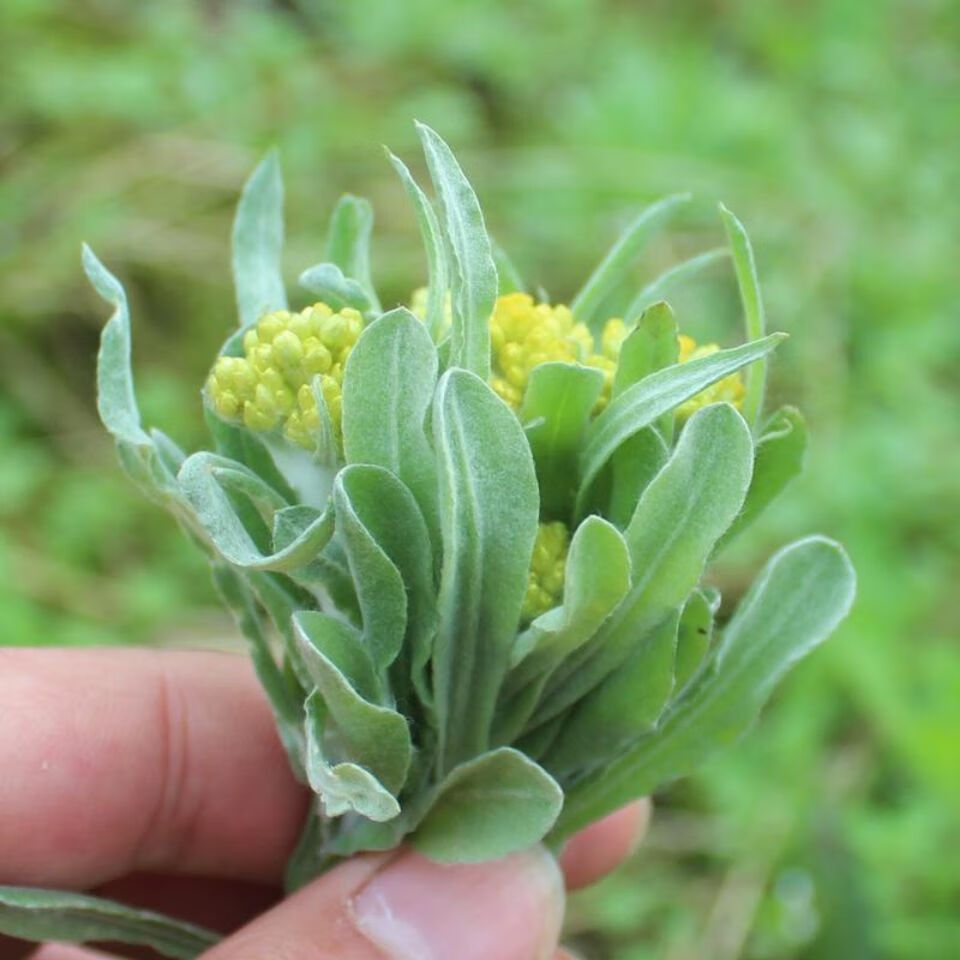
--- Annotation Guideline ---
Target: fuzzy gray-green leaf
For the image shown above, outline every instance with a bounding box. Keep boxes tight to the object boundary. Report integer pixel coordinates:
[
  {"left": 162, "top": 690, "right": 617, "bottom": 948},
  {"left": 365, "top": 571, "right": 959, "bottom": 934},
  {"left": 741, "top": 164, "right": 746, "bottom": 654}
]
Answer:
[
  {"left": 539, "top": 403, "right": 753, "bottom": 724},
  {"left": 577, "top": 333, "right": 784, "bottom": 511},
  {"left": 719, "top": 405, "right": 808, "bottom": 548},
  {"left": 416, "top": 122, "right": 496, "bottom": 380},
  {"left": 298, "top": 262, "right": 375, "bottom": 313},
  {"left": 325, "top": 194, "right": 380, "bottom": 311},
  {"left": 232, "top": 150, "right": 287, "bottom": 328},
  {"left": 85, "top": 245, "right": 150, "bottom": 448},
  {"left": 521, "top": 362, "right": 605, "bottom": 519},
  {"left": 555, "top": 536, "right": 856, "bottom": 840},
  {"left": 342, "top": 308, "right": 440, "bottom": 550},
  {"left": 720, "top": 204, "right": 767, "bottom": 428},
  {"left": 0, "top": 885, "right": 219, "bottom": 960},
  {"left": 432, "top": 369, "right": 539, "bottom": 772},
  {"left": 295, "top": 612, "right": 412, "bottom": 797},
  {"left": 386, "top": 149, "right": 449, "bottom": 340},
  {"left": 178, "top": 453, "right": 335, "bottom": 571},
  {"left": 496, "top": 516, "right": 631, "bottom": 743},
  {"left": 412, "top": 748, "right": 563, "bottom": 862},
  {"left": 571, "top": 193, "right": 691, "bottom": 330},
  {"left": 674, "top": 588, "right": 714, "bottom": 691},
  {"left": 625, "top": 247, "right": 728, "bottom": 322}
]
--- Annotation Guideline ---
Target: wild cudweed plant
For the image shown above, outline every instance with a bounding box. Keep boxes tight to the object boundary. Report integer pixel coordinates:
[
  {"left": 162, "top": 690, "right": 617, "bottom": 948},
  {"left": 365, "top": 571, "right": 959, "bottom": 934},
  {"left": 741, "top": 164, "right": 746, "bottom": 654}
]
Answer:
[{"left": 0, "top": 124, "right": 855, "bottom": 957}]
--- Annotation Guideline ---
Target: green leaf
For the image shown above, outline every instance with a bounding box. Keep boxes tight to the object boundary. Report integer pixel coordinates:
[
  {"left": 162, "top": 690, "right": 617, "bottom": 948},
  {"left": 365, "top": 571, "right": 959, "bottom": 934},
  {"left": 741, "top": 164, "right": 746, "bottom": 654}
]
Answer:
[
  {"left": 324, "top": 194, "right": 380, "bottom": 311},
  {"left": 211, "top": 566, "right": 306, "bottom": 777},
  {"left": 178, "top": 453, "right": 335, "bottom": 571},
  {"left": 719, "top": 204, "right": 767, "bottom": 429},
  {"left": 232, "top": 150, "right": 287, "bottom": 328},
  {"left": 543, "top": 607, "right": 679, "bottom": 779},
  {"left": 334, "top": 465, "right": 437, "bottom": 713},
  {"left": 385, "top": 149, "right": 450, "bottom": 341},
  {"left": 295, "top": 611, "right": 412, "bottom": 809},
  {"left": 520, "top": 362, "right": 605, "bottom": 519},
  {"left": 204, "top": 407, "right": 296, "bottom": 502},
  {"left": 304, "top": 693, "right": 401, "bottom": 823},
  {"left": 571, "top": 193, "right": 691, "bottom": 330},
  {"left": 624, "top": 247, "right": 728, "bottom": 322},
  {"left": 603, "top": 428, "right": 669, "bottom": 529},
  {"left": 674, "top": 588, "right": 714, "bottom": 692},
  {"left": 416, "top": 122, "right": 497, "bottom": 380},
  {"left": 576, "top": 333, "right": 785, "bottom": 512},
  {"left": 611, "top": 301, "right": 679, "bottom": 401},
  {"left": 539, "top": 403, "right": 753, "bottom": 725},
  {"left": 412, "top": 748, "right": 563, "bottom": 863},
  {"left": 431, "top": 369, "right": 539, "bottom": 772},
  {"left": 719, "top": 405, "right": 808, "bottom": 548},
  {"left": 298, "top": 262, "right": 375, "bottom": 313},
  {"left": 0, "top": 886, "right": 219, "bottom": 960},
  {"left": 492, "top": 239, "right": 526, "bottom": 293},
  {"left": 84, "top": 245, "right": 150, "bottom": 448},
  {"left": 555, "top": 536, "right": 856, "bottom": 840},
  {"left": 342, "top": 308, "right": 440, "bottom": 551},
  {"left": 496, "top": 516, "right": 632, "bottom": 743}
]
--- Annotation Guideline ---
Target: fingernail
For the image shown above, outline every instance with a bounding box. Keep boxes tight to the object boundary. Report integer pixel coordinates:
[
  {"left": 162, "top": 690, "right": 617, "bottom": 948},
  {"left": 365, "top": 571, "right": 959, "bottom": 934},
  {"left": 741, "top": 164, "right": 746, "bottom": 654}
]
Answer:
[{"left": 351, "top": 846, "right": 564, "bottom": 960}]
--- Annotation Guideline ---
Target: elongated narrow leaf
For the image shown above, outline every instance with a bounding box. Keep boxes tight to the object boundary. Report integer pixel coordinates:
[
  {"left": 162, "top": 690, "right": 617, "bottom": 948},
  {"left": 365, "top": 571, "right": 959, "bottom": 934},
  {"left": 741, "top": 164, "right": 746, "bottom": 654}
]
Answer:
[
  {"left": 334, "top": 465, "right": 436, "bottom": 713},
  {"left": 674, "top": 588, "right": 714, "bottom": 691},
  {"left": 603, "top": 428, "right": 669, "bottom": 529},
  {"left": 178, "top": 453, "right": 335, "bottom": 571},
  {"left": 342, "top": 308, "right": 440, "bottom": 550},
  {"left": 432, "top": 369, "right": 539, "bottom": 772},
  {"left": 0, "top": 886, "right": 219, "bottom": 960},
  {"left": 571, "top": 193, "right": 691, "bottom": 330},
  {"left": 492, "top": 239, "right": 525, "bottom": 293},
  {"left": 543, "top": 607, "right": 680, "bottom": 778},
  {"left": 625, "top": 247, "right": 728, "bottom": 322},
  {"left": 298, "top": 262, "right": 375, "bottom": 312},
  {"left": 386, "top": 149, "right": 449, "bottom": 340},
  {"left": 85, "top": 245, "right": 150, "bottom": 448},
  {"left": 412, "top": 748, "right": 563, "bottom": 862},
  {"left": 331, "top": 473, "right": 407, "bottom": 673},
  {"left": 232, "top": 151, "right": 287, "bottom": 328},
  {"left": 495, "top": 516, "right": 632, "bottom": 744},
  {"left": 576, "top": 333, "right": 784, "bottom": 512},
  {"left": 325, "top": 194, "right": 380, "bottom": 311},
  {"left": 416, "top": 122, "right": 497, "bottom": 379},
  {"left": 521, "top": 362, "right": 604, "bottom": 519},
  {"left": 211, "top": 566, "right": 306, "bottom": 775},
  {"left": 611, "top": 302, "right": 679, "bottom": 400},
  {"left": 539, "top": 403, "right": 753, "bottom": 724},
  {"left": 295, "top": 612, "right": 412, "bottom": 803},
  {"left": 720, "top": 204, "right": 767, "bottom": 428},
  {"left": 555, "top": 536, "right": 856, "bottom": 840},
  {"left": 719, "top": 405, "right": 808, "bottom": 548}
]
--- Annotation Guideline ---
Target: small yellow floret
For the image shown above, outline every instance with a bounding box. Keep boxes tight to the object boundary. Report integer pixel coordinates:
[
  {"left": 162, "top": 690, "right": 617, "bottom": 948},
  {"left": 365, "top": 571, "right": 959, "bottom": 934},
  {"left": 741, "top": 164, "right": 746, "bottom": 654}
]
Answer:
[
  {"left": 205, "top": 303, "right": 363, "bottom": 451},
  {"left": 522, "top": 521, "right": 570, "bottom": 622}
]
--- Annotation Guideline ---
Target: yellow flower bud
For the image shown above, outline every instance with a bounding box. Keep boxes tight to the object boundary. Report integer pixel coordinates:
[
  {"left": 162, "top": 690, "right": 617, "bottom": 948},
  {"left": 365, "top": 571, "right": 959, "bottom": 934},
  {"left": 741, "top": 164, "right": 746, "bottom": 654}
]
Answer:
[
  {"left": 522, "top": 521, "right": 570, "bottom": 622},
  {"left": 272, "top": 329, "right": 303, "bottom": 368}
]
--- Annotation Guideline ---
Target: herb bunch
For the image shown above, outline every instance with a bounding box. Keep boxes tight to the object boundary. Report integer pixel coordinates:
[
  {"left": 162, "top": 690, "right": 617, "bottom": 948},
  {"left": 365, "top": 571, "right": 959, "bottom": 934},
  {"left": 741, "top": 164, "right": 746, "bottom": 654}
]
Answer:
[{"left": 0, "top": 125, "right": 855, "bottom": 958}]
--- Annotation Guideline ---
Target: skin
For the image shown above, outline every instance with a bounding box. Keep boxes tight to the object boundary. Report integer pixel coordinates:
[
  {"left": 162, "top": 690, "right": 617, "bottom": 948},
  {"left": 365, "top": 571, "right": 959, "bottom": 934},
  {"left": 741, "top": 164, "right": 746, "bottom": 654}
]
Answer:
[{"left": 0, "top": 649, "right": 649, "bottom": 960}]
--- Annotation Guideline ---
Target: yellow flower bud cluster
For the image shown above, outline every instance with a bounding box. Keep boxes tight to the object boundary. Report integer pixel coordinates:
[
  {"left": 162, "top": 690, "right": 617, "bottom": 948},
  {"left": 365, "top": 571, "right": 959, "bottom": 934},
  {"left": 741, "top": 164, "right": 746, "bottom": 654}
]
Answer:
[
  {"left": 522, "top": 521, "right": 570, "bottom": 622},
  {"left": 206, "top": 303, "right": 363, "bottom": 450},
  {"left": 489, "top": 293, "right": 597, "bottom": 408}
]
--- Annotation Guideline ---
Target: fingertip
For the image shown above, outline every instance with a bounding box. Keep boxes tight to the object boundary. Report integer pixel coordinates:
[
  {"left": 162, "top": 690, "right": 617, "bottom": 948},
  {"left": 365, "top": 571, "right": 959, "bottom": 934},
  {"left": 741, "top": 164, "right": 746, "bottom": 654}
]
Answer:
[{"left": 560, "top": 798, "right": 651, "bottom": 890}]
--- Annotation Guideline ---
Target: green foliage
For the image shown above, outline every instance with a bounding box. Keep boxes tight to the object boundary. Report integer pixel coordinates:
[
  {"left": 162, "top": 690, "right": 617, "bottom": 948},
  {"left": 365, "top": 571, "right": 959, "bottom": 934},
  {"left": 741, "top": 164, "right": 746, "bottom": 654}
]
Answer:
[{"left": 1, "top": 1, "right": 957, "bottom": 956}]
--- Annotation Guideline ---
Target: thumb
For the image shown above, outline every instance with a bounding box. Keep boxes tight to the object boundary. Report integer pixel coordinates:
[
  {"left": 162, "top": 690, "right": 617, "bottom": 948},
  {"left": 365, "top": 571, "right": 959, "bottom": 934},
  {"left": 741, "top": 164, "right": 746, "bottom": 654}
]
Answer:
[{"left": 206, "top": 846, "right": 565, "bottom": 960}]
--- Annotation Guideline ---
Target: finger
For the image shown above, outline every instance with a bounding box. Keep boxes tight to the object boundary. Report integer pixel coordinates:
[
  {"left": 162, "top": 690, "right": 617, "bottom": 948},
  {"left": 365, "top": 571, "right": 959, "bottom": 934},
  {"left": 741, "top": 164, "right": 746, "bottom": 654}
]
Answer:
[
  {"left": 559, "top": 798, "right": 651, "bottom": 890},
  {"left": 203, "top": 847, "right": 564, "bottom": 960},
  {"left": 0, "top": 648, "right": 308, "bottom": 888}
]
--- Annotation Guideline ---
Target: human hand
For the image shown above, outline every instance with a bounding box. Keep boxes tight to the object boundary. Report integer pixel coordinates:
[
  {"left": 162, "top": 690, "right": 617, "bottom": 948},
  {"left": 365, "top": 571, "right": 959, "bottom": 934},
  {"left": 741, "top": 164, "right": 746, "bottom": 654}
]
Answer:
[{"left": 0, "top": 648, "right": 649, "bottom": 960}]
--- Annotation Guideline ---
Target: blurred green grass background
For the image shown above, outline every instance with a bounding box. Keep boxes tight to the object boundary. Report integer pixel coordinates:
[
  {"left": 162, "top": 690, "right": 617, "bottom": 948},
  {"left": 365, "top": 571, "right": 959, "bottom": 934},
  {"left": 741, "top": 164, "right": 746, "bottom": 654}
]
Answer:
[{"left": 1, "top": 0, "right": 958, "bottom": 956}]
